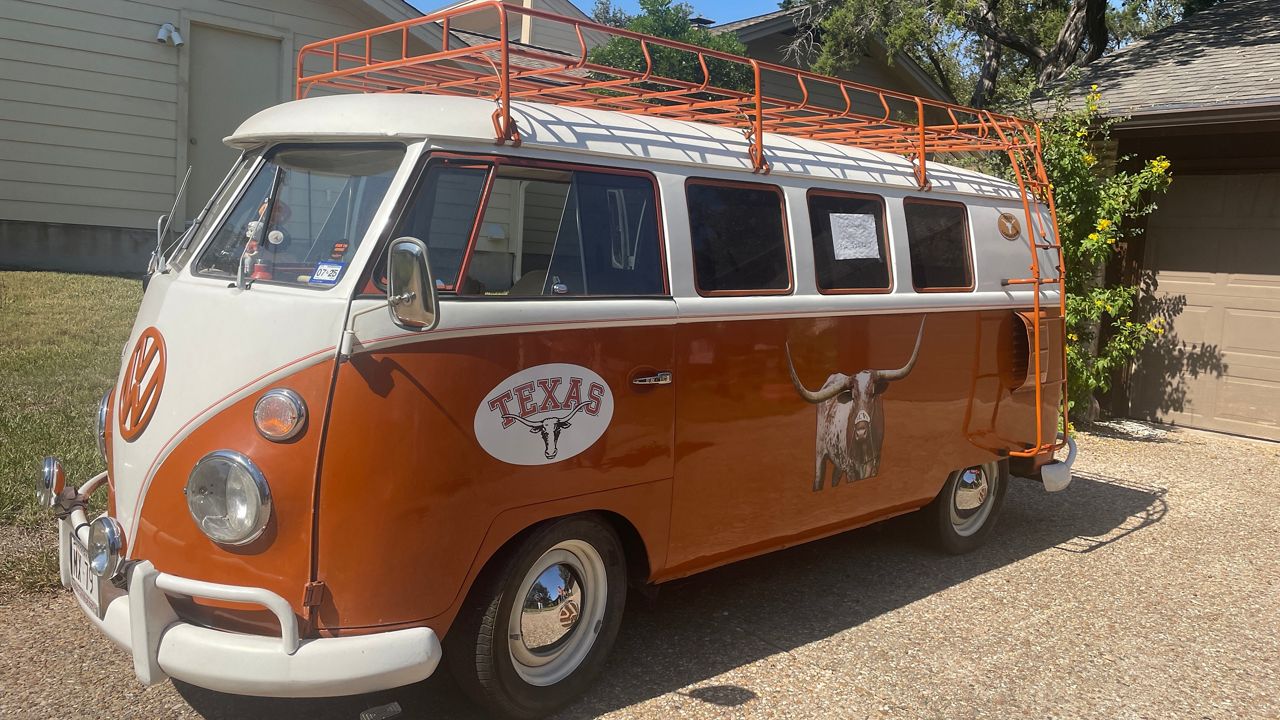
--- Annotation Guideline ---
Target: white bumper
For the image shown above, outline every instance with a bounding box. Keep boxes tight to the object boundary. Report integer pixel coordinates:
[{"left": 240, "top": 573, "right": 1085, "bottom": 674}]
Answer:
[{"left": 58, "top": 514, "right": 441, "bottom": 698}]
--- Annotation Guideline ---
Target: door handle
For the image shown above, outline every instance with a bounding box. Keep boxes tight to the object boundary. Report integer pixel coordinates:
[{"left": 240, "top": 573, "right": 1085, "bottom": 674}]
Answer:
[{"left": 632, "top": 371, "right": 672, "bottom": 386}]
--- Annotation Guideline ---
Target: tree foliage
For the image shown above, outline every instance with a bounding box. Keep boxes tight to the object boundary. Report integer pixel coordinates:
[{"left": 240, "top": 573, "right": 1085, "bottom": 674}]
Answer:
[
  {"left": 787, "top": 0, "right": 1223, "bottom": 108},
  {"left": 1033, "top": 87, "right": 1172, "bottom": 418},
  {"left": 588, "top": 0, "right": 753, "bottom": 91}
]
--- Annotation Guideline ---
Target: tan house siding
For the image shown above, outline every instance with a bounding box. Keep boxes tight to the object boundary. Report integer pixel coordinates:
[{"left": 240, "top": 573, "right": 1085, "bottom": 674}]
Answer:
[{"left": 0, "top": 0, "right": 422, "bottom": 273}]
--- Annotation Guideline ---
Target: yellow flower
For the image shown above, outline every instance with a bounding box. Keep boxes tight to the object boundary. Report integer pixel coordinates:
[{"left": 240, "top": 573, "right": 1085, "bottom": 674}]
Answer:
[
  {"left": 1107, "top": 237, "right": 1116, "bottom": 245},
  {"left": 1076, "top": 129, "right": 1087, "bottom": 138},
  {"left": 1083, "top": 153, "right": 1096, "bottom": 165},
  {"left": 1088, "top": 232, "right": 1100, "bottom": 242},
  {"left": 1090, "top": 84, "right": 1098, "bottom": 91},
  {"left": 1068, "top": 333, "right": 1079, "bottom": 341},
  {"left": 1096, "top": 218, "right": 1112, "bottom": 230}
]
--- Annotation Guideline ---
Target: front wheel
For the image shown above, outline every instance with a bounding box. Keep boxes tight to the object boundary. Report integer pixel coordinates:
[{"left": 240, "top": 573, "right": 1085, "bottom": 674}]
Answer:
[
  {"left": 925, "top": 460, "right": 1007, "bottom": 554},
  {"left": 446, "top": 515, "right": 626, "bottom": 720}
]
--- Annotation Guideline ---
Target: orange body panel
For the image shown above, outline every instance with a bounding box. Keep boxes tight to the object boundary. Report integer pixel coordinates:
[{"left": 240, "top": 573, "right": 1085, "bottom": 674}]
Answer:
[
  {"left": 130, "top": 359, "right": 336, "bottom": 629},
  {"left": 663, "top": 309, "right": 1044, "bottom": 576},
  {"left": 115, "top": 305, "right": 1060, "bottom": 641},
  {"left": 313, "top": 325, "right": 675, "bottom": 631},
  {"left": 306, "top": 307, "right": 1054, "bottom": 636}
]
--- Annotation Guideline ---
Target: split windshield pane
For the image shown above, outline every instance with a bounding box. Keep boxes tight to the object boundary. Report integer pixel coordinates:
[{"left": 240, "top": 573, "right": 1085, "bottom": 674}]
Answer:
[{"left": 194, "top": 144, "right": 404, "bottom": 288}]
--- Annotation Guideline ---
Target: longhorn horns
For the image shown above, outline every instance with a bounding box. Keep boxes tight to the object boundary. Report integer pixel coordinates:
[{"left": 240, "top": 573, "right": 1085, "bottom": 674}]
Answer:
[
  {"left": 874, "top": 316, "right": 926, "bottom": 382},
  {"left": 785, "top": 316, "right": 928, "bottom": 404}
]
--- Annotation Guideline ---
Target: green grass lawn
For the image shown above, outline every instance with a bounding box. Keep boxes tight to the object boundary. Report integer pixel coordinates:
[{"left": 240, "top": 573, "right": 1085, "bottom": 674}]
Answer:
[{"left": 0, "top": 272, "right": 141, "bottom": 596}]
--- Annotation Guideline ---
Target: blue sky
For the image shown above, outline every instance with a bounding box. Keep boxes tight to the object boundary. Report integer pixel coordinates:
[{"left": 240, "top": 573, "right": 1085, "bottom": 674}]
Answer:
[{"left": 405, "top": 0, "right": 782, "bottom": 25}]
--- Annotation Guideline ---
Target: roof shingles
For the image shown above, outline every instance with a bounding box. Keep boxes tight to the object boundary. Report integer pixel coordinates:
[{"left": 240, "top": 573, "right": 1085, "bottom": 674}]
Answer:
[{"left": 1068, "top": 0, "right": 1280, "bottom": 117}]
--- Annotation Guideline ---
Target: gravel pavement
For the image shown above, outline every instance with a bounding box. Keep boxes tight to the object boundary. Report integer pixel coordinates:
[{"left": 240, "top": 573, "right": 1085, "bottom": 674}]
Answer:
[{"left": 3, "top": 425, "right": 1278, "bottom": 719}]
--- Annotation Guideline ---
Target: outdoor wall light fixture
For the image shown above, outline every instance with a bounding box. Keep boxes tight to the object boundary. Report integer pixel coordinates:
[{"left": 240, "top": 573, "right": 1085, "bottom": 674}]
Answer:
[{"left": 156, "top": 23, "right": 185, "bottom": 47}]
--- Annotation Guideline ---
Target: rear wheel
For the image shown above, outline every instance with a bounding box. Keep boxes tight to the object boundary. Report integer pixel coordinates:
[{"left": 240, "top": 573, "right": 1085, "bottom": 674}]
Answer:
[
  {"left": 446, "top": 516, "right": 626, "bottom": 720},
  {"left": 926, "top": 460, "right": 1007, "bottom": 554}
]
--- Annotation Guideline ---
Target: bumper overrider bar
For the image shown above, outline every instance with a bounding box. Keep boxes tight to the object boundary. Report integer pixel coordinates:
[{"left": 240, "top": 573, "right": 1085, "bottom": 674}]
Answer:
[{"left": 45, "top": 461, "right": 442, "bottom": 697}]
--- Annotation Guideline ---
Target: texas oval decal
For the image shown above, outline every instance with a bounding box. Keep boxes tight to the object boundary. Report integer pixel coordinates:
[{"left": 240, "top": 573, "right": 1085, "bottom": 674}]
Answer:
[{"left": 474, "top": 363, "right": 614, "bottom": 466}]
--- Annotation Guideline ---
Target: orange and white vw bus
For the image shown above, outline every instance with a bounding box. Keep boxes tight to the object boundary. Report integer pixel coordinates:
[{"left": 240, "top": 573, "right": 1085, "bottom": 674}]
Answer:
[{"left": 36, "top": 4, "right": 1075, "bottom": 717}]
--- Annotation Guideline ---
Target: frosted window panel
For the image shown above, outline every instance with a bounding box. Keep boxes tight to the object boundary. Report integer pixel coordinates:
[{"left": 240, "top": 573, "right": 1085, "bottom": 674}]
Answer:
[{"left": 831, "top": 213, "right": 880, "bottom": 260}]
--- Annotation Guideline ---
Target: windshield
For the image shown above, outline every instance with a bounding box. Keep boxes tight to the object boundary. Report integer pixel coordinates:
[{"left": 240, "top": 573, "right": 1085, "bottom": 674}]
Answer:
[{"left": 194, "top": 144, "right": 404, "bottom": 288}]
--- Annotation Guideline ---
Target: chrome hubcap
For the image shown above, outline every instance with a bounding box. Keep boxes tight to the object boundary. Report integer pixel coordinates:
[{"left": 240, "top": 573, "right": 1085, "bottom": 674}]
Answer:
[
  {"left": 508, "top": 540, "right": 607, "bottom": 686},
  {"left": 518, "top": 563, "right": 584, "bottom": 655},
  {"left": 949, "top": 463, "right": 997, "bottom": 537}
]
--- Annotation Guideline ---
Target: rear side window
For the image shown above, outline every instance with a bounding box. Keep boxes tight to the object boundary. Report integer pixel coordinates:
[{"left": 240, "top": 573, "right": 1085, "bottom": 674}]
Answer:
[
  {"left": 807, "top": 191, "right": 890, "bottom": 292},
  {"left": 686, "top": 180, "right": 790, "bottom": 294},
  {"left": 904, "top": 199, "right": 973, "bottom": 291}
]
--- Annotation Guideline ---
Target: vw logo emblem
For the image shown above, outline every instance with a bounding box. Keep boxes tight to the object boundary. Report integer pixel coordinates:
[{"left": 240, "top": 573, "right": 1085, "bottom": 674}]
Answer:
[{"left": 118, "top": 327, "right": 166, "bottom": 442}]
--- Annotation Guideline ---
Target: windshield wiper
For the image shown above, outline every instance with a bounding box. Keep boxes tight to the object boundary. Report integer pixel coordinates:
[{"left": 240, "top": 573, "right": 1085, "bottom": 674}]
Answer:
[{"left": 175, "top": 151, "right": 248, "bottom": 263}]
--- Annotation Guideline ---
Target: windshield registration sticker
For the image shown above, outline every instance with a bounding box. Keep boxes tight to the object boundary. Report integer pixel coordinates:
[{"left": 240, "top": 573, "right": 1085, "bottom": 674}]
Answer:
[{"left": 309, "top": 262, "right": 344, "bottom": 286}]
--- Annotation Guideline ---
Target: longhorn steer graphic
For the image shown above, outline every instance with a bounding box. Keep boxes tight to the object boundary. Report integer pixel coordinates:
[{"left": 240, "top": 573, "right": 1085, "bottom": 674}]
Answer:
[
  {"left": 502, "top": 403, "right": 589, "bottom": 460},
  {"left": 786, "top": 317, "right": 926, "bottom": 491}
]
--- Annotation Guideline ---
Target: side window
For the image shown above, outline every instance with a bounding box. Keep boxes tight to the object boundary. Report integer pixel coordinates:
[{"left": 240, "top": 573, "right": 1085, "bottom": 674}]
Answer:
[
  {"left": 807, "top": 191, "right": 890, "bottom": 292},
  {"left": 458, "top": 166, "right": 664, "bottom": 297},
  {"left": 686, "top": 180, "right": 790, "bottom": 294},
  {"left": 904, "top": 199, "right": 973, "bottom": 291},
  {"left": 392, "top": 162, "right": 490, "bottom": 290}
]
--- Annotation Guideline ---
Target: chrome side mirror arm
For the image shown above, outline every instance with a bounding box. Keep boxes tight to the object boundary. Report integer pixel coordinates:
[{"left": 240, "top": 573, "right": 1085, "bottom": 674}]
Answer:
[{"left": 339, "top": 237, "right": 439, "bottom": 361}]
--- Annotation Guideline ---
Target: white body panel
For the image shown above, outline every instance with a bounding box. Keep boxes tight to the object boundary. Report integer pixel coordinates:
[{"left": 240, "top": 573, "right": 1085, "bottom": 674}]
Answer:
[{"left": 109, "top": 144, "right": 421, "bottom": 546}]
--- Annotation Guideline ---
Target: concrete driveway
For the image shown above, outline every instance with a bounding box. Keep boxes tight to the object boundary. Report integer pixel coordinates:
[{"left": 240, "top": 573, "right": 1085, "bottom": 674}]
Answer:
[{"left": 3, "top": 426, "right": 1277, "bottom": 719}]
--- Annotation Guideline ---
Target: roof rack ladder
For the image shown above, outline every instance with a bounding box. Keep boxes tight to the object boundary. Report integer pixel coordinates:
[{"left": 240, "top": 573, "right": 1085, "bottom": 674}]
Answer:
[{"left": 989, "top": 119, "right": 1070, "bottom": 460}]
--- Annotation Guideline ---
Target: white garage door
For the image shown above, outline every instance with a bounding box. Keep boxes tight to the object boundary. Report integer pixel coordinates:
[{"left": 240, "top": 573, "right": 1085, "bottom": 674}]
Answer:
[{"left": 1130, "top": 173, "right": 1280, "bottom": 441}]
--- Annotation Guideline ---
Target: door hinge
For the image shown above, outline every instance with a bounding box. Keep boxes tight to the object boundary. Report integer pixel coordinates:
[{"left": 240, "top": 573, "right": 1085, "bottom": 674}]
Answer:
[{"left": 303, "top": 580, "right": 326, "bottom": 608}]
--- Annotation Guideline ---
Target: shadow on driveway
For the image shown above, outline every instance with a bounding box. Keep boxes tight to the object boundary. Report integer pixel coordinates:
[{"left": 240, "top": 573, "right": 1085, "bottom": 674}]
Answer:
[{"left": 176, "top": 472, "right": 1166, "bottom": 719}]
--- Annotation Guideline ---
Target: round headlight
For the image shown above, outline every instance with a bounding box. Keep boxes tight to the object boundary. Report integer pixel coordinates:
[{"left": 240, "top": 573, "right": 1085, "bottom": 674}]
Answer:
[
  {"left": 37, "top": 457, "right": 66, "bottom": 508},
  {"left": 88, "top": 516, "right": 125, "bottom": 579},
  {"left": 185, "top": 451, "right": 271, "bottom": 546},
  {"left": 96, "top": 389, "right": 111, "bottom": 461},
  {"left": 253, "top": 389, "right": 306, "bottom": 441}
]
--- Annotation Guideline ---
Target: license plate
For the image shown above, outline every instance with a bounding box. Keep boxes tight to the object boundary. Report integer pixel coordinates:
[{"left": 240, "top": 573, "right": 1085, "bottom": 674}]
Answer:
[{"left": 68, "top": 534, "right": 101, "bottom": 618}]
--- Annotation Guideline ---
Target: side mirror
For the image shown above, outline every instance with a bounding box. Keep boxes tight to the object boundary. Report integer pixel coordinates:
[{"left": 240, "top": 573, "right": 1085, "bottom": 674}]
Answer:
[{"left": 387, "top": 237, "right": 438, "bottom": 331}]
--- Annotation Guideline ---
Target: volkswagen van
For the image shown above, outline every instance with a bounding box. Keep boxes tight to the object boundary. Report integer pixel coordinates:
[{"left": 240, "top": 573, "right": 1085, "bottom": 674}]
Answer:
[{"left": 36, "top": 4, "right": 1075, "bottom": 718}]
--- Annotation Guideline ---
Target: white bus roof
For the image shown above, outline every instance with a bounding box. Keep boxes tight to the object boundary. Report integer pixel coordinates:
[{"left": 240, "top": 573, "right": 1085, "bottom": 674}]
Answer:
[{"left": 228, "top": 94, "right": 1021, "bottom": 200}]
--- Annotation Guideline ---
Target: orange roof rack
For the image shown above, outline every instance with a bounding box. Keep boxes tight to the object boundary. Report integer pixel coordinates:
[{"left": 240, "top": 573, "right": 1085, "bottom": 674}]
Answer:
[{"left": 296, "top": 1, "right": 1069, "bottom": 459}]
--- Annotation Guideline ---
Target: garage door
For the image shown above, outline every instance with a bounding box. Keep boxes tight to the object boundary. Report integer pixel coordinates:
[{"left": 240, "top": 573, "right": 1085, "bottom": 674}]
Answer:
[{"left": 1130, "top": 173, "right": 1280, "bottom": 440}]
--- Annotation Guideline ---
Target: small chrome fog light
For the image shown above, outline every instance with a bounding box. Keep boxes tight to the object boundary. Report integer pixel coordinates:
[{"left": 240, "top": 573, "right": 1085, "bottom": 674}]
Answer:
[
  {"left": 88, "top": 516, "right": 125, "bottom": 580},
  {"left": 37, "top": 457, "right": 66, "bottom": 508},
  {"left": 253, "top": 389, "right": 306, "bottom": 441},
  {"left": 96, "top": 389, "right": 111, "bottom": 461},
  {"left": 186, "top": 451, "right": 272, "bottom": 545}
]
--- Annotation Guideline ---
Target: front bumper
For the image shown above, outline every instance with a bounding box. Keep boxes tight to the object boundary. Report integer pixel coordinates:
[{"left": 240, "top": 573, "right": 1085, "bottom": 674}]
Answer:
[{"left": 57, "top": 507, "right": 441, "bottom": 697}]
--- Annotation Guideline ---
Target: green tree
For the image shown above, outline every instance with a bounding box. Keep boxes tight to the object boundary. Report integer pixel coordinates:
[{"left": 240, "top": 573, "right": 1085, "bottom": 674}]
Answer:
[
  {"left": 1033, "top": 87, "right": 1172, "bottom": 419},
  {"left": 588, "top": 0, "right": 753, "bottom": 91},
  {"left": 787, "top": 0, "right": 1224, "bottom": 108}
]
